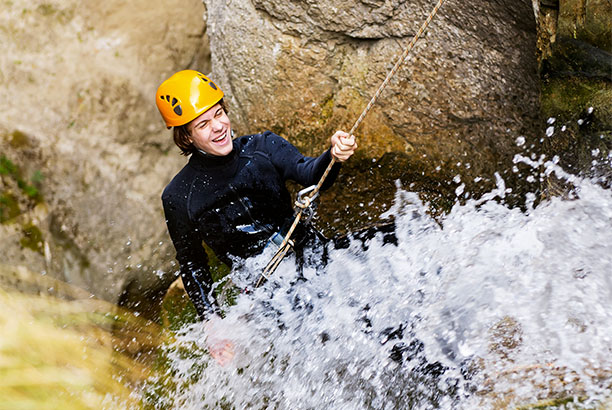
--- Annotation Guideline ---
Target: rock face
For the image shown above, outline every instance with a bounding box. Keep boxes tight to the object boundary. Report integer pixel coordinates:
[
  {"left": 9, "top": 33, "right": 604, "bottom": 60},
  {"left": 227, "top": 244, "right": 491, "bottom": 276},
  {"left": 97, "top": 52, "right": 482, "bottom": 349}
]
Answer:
[
  {"left": 0, "top": 0, "right": 209, "bottom": 316},
  {"left": 204, "top": 0, "right": 541, "bottom": 228},
  {"left": 4, "top": 0, "right": 606, "bottom": 319},
  {"left": 535, "top": 0, "right": 612, "bottom": 194}
]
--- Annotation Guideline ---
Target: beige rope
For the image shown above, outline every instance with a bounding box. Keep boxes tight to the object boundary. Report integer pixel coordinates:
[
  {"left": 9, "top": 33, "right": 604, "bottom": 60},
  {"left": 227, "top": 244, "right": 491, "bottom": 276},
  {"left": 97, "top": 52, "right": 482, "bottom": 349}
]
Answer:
[{"left": 255, "top": 0, "right": 446, "bottom": 288}]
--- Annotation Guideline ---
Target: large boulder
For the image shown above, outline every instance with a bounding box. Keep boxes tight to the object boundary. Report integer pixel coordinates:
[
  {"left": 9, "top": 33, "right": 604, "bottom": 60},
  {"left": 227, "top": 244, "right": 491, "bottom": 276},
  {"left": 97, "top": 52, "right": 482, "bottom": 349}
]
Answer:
[
  {"left": 0, "top": 0, "right": 209, "bottom": 317},
  {"left": 203, "top": 0, "right": 541, "bottom": 230}
]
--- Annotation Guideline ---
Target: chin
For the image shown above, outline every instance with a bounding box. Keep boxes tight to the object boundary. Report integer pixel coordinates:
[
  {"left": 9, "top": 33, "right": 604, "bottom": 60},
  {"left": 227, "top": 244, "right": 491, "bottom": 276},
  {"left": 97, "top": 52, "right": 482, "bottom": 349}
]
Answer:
[{"left": 214, "top": 142, "right": 233, "bottom": 156}]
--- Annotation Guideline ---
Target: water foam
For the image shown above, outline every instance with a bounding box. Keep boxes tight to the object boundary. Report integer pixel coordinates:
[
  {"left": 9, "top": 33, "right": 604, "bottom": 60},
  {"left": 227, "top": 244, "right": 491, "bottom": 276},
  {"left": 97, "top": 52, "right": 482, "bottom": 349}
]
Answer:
[{"left": 156, "top": 165, "right": 612, "bottom": 409}]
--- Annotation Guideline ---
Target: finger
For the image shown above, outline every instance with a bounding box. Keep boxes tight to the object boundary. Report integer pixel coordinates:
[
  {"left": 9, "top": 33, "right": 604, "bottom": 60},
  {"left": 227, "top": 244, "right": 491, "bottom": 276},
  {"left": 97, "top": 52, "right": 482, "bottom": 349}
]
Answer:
[
  {"left": 341, "top": 134, "right": 355, "bottom": 143},
  {"left": 335, "top": 130, "right": 349, "bottom": 138},
  {"left": 336, "top": 143, "right": 354, "bottom": 153},
  {"left": 332, "top": 131, "right": 350, "bottom": 144},
  {"left": 332, "top": 146, "right": 344, "bottom": 158},
  {"left": 335, "top": 139, "right": 350, "bottom": 150}
]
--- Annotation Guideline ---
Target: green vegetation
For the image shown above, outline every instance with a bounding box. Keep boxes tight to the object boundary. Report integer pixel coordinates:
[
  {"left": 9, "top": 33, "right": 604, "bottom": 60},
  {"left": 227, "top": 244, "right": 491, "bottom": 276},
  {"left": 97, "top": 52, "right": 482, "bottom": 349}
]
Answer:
[
  {"left": 202, "top": 242, "right": 230, "bottom": 282},
  {"left": 0, "top": 192, "right": 20, "bottom": 223},
  {"left": 0, "top": 289, "right": 146, "bottom": 409},
  {"left": 541, "top": 78, "right": 612, "bottom": 125},
  {"left": 146, "top": 245, "right": 240, "bottom": 408},
  {"left": 203, "top": 242, "right": 240, "bottom": 309},
  {"left": 320, "top": 94, "right": 335, "bottom": 120},
  {"left": 0, "top": 154, "right": 44, "bottom": 223},
  {"left": 140, "top": 334, "right": 209, "bottom": 410},
  {"left": 540, "top": 78, "right": 611, "bottom": 188},
  {"left": 0, "top": 264, "right": 185, "bottom": 409},
  {"left": 19, "top": 222, "right": 44, "bottom": 253},
  {"left": 8, "top": 129, "right": 30, "bottom": 148},
  {"left": 0, "top": 154, "right": 44, "bottom": 202},
  {"left": 0, "top": 155, "right": 18, "bottom": 175},
  {"left": 160, "top": 282, "right": 199, "bottom": 332}
]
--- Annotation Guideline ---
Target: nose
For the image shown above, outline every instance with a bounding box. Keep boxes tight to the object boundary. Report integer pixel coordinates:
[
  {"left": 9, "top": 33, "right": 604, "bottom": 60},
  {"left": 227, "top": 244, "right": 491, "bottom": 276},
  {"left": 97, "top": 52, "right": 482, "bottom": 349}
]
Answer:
[{"left": 210, "top": 117, "right": 223, "bottom": 131}]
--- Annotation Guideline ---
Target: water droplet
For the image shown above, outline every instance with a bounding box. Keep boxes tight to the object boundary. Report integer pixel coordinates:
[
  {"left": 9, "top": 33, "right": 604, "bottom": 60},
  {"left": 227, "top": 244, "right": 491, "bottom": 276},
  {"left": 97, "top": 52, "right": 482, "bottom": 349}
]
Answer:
[{"left": 455, "top": 183, "right": 465, "bottom": 196}]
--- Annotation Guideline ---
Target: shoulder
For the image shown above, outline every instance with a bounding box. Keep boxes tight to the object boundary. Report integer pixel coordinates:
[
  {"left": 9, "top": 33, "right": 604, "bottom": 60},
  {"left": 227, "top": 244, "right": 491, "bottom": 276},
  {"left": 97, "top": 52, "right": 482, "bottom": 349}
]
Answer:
[
  {"left": 236, "top": 131, "right": 297, "bottom": 157},
  {"left": 235, "top": 131, "right": 285, "bottom": 150},
  {"left": 161, "top": 163, "right": 194, "bottom": 205}
]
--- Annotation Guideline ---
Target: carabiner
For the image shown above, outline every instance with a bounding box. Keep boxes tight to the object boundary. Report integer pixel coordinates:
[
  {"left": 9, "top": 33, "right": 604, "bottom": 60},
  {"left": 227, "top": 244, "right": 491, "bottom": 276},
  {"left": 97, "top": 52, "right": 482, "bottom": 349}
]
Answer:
[{"left": 296, "top": 185, "right": 319, "bottom": 209}]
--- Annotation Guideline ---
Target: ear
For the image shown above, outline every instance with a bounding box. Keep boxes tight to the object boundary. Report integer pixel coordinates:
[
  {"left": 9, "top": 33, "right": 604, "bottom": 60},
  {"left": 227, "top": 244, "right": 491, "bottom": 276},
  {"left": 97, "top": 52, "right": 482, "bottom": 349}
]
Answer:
[{"left": 186, "top": 128, "right": 193, "bottom": 144}]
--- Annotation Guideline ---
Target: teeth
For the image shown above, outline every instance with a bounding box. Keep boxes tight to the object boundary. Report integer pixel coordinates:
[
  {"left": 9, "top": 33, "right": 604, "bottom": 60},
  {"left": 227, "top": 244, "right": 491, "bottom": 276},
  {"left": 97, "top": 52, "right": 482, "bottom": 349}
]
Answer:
[{"left": 213, "top": 132, "right": 226, "bottom": 143}]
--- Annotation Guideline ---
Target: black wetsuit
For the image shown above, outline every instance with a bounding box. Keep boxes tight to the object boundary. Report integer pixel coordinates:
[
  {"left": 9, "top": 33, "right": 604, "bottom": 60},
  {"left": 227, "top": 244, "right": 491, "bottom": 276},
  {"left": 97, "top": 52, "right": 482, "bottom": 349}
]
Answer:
[{"left": 162, "top": 131, "right": 341, "bottom": 319}]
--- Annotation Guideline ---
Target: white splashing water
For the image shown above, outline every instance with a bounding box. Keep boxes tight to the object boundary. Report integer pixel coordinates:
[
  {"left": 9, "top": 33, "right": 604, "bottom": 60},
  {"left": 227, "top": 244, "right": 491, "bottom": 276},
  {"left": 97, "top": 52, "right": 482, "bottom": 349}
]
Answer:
[{"left": 152, "top": 163, "right": 612, "bottom": 410}]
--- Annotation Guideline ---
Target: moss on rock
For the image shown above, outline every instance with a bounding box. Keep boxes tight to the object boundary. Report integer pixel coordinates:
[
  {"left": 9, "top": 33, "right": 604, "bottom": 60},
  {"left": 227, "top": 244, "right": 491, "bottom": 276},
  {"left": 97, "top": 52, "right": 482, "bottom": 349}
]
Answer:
[
  {"left": 0, "top": 192, "right": 20, "bottom": 223},
  {"left": 0, "top": 153, "right": 45, "bottom": 224},
  {"left": 541, "top": 77, "right": 612, "bottom": 125},
  {"left": 20, "top": 222, "right": 44, "bottom": 254},
  {"left": 160, "top": 279, "right": 199, "bottom": 332}
]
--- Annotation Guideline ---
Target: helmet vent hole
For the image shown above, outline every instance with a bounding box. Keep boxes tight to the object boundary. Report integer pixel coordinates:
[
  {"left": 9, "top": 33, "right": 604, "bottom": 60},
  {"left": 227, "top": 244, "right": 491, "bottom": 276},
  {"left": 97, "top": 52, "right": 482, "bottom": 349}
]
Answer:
[
  {"left": 208, "top": 82, "right": 217, "bottom": 90},
  {"left": 172, "top": 97, "right": 178, "bottom": 105},
  {"left": 173, "top": 105, "right": 183, "bottom": 116}
]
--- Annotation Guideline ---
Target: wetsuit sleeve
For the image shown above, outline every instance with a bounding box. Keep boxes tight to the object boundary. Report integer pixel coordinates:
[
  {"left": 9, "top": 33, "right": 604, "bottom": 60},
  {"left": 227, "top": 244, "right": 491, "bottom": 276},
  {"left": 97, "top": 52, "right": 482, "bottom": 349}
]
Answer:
[
  {"left": 262, "top": 131, "right": 341, "bottom": 190},
  {"left": 162, "top": 191, "right": 218, "bottom": 320}
]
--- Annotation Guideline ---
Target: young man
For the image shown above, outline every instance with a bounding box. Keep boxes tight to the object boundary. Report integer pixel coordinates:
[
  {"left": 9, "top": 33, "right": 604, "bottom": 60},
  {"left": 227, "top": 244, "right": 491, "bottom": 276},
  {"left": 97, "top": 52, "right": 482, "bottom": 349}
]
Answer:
[{"left": 157, "top": 70, "right": 357, "bottom": 324}]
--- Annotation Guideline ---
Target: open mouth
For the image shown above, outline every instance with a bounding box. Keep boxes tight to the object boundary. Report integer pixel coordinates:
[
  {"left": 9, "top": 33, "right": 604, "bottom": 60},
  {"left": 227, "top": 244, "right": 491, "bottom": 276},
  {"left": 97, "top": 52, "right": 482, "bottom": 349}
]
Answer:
[{"left": 212, "top": 129, "right": 229, "bottom": 143}]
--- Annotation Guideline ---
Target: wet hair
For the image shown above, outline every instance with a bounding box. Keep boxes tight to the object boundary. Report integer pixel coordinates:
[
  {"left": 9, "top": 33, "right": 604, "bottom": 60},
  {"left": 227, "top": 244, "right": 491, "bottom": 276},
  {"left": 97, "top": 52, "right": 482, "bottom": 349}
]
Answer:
[{"left": 173, "top": 99, "right": 229, "bottom": 156}]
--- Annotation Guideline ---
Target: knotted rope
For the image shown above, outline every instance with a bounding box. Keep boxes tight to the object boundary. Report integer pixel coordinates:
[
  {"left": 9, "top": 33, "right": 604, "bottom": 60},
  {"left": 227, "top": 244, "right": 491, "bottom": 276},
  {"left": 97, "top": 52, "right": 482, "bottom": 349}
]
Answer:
[{"left": 255, "top": 0, "right": 446, "bottom": 287}]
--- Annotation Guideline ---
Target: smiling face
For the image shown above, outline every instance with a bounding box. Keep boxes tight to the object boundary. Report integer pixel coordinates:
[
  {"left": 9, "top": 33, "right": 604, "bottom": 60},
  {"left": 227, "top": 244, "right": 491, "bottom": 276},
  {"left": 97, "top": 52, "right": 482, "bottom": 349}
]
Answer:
[{"left": 187, "top": 103, "right": 233, "bottom": 156}]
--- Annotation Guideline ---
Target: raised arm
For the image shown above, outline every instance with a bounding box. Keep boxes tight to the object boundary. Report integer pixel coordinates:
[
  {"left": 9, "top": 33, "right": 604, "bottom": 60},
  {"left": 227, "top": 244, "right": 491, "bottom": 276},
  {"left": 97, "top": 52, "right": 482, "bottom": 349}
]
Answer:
[{"left": 262, "top": 130, "right": 356, "bottom": 190}]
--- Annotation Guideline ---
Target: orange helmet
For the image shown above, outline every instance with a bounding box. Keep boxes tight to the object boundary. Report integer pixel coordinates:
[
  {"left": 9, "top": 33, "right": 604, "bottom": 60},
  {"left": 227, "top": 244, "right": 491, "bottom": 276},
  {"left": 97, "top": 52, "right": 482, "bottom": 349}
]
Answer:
[{"left": 155, "top": 70, "right": 224, "bottom": 128}]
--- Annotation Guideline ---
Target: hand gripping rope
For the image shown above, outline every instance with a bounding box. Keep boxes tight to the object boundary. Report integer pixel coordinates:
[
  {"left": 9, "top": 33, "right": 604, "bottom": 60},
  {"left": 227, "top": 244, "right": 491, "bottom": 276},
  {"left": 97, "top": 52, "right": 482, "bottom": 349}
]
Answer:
[{"left": 255, "top": 0, "right": 446, "bottom": 288}]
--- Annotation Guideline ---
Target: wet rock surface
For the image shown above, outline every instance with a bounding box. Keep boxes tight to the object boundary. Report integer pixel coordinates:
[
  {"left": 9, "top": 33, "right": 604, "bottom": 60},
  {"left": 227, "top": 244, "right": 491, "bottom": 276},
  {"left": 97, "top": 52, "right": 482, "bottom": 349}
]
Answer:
[
  {"left": 0, "top": 0, "right": 208, "bottom": 316},
  {"left": 535, "top": 0, "right": 612, "bottom": 195},
  {"left": 1, "top": 0, "right": 610, "bottom": 319},
  {"left": 204, "top": 0, "right": 541, "bottom": 230}
]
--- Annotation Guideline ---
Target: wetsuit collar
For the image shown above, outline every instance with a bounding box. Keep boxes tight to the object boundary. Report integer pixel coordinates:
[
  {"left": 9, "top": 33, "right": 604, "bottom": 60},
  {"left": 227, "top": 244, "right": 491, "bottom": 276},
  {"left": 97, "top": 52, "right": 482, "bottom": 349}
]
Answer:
[{"left": 188, "top": 140, "right": 240, "bottom": 173}]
